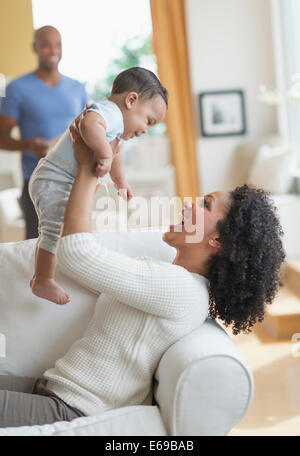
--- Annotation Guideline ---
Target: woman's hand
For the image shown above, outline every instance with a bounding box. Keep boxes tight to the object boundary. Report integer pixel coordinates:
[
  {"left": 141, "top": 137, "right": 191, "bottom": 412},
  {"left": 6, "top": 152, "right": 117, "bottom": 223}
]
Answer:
[
  {"left": 70, "top": 103, "right": 95, "bottom": 167},
  {"left": 73, "top": 103, "right": 93, "bottom": 126},
  {"left": 69, "top": 122, "right": 94, "bottom": 170},
  {"left": 63, "top": 119, "right": 97, "bottom": 236},
  {"left": 71, "top": 103, "right": 90, "bottom": 137}
]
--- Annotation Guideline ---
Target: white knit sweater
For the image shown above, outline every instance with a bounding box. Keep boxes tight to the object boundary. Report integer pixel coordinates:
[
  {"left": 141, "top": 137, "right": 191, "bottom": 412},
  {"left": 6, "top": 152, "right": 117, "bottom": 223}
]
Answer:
[{"left": 43, "top": 232, "right": 209, "bottom": 416}]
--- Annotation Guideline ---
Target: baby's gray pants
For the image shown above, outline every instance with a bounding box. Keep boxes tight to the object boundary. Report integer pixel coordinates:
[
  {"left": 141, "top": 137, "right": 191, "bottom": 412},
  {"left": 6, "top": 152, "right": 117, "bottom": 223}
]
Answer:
[{"left": 29, "top": 158, "right": 75, "bottom": 255}]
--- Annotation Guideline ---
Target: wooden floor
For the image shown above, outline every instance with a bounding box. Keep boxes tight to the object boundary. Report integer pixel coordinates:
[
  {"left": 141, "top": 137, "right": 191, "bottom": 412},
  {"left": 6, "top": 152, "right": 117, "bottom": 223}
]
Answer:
[
  {"left": 224, "top": 321, "right": 300, "bottom": 436},
  {"left": 224, "top": 260, "right": 300, "bottom": 436}
]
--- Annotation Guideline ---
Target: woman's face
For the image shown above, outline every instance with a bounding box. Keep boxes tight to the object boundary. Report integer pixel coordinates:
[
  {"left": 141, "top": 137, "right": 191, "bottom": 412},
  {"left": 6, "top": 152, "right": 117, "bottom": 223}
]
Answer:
[{"left": 163, "top": 191, "right": 232, "bottom": 248}]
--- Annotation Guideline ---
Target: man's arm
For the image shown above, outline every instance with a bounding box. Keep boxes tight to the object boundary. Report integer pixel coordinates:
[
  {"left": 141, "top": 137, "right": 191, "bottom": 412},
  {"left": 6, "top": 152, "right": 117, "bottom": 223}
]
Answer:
[
  {"left": 0, "top": 114, "right": 26, "bottom": 151},
  {"left": 0, "top": 114, "right": 48, "bottom": 158}
]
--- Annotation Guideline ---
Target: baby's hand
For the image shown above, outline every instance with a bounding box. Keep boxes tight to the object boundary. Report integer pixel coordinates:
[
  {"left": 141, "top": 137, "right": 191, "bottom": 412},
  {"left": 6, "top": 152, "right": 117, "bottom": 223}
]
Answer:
[
  {"left": 94, "top": 156, "right": 113, "bottom": 178},
  {"left": 114, "top": 181, "right": 133, "bottom": 202}
]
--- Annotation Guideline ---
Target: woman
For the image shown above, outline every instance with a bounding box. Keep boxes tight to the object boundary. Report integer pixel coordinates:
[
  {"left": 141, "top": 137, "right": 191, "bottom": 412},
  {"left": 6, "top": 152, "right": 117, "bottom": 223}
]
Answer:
[{"left": 0, "top": 124, "right": 285, "bottom": 427}]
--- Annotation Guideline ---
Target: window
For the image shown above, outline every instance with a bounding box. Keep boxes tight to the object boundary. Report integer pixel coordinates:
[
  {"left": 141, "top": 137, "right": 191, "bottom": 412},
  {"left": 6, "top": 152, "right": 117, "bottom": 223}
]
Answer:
[
  {"left": 32, "top": 0, "right": 154, "bottom": 89},
  {"left": 32, "top": 0, "right": 165, "bottom": 137},
  {"left": 31, "top": 0, "right": 171, "bottom": 200},
  {"left": 275, "top": 0, "right": 300, "bottom": 166}
]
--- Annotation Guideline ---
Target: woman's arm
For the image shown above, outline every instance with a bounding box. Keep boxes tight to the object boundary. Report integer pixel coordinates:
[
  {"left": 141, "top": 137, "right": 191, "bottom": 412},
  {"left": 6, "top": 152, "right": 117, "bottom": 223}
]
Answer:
[
  {"left": 57, "top": 232, "right": 207, "bottom": 320},
  {"left": 58, "top": 125, "right": 208, "bottom": 320},
  {"left": 61, "top": 125, "right": 97, "bottom": 236},
  {"left": 61, "top": 164, "right": 97, "bottom": 236}
]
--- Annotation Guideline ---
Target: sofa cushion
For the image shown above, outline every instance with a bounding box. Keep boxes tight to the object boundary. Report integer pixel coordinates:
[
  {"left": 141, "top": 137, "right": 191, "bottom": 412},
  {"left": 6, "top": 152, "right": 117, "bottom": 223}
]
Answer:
[
  {"left": 247, "top": 144, "right": 293, "bottom": 194},
  {"left": 0, "top": 405, "right": 167, "bottom": 436},
  {"left": 0, "top": 229, "right": 175, "bottom": 377}
]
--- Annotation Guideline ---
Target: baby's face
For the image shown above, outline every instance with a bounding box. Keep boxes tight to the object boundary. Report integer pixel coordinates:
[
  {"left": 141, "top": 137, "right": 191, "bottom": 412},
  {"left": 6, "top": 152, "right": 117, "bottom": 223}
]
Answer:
[{"left": 121, "top": 95, "right": 167, "bottom": 141}]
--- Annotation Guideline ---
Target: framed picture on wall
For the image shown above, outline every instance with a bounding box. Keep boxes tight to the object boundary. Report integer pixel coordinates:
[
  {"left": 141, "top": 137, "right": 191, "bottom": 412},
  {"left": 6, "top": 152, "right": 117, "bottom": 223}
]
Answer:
[{"left": 198, "top": 90, "right": 246, "bottom": 137}]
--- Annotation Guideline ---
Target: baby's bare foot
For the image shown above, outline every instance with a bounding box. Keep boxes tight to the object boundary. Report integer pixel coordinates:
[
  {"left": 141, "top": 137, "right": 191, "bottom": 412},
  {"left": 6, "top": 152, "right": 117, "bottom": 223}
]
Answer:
[{"left": 31, "top": 277, "right": 70, "bottom": 305}]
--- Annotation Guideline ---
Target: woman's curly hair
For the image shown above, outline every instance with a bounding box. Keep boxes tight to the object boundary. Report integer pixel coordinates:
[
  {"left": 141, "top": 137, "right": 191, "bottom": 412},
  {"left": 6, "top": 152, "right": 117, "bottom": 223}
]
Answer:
[{"left": 206, "top": 184, "right": 286, "bottom": 335}]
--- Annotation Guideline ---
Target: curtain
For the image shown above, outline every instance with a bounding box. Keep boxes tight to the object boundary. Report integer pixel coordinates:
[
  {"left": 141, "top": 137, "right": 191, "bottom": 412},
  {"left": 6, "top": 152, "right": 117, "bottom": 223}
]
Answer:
[{"left": 150, "top": 0, "right": 200, "bottom": 199}]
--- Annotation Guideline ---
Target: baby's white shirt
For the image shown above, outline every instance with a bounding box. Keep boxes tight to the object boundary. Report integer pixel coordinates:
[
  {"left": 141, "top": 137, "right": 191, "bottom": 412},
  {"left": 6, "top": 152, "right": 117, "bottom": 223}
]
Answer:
[
  {"left": 46, "top": 99, "right": 124, "bottom": 177},
  {"left": 86, "top": 99, "right": 124, "bottom": 142}
]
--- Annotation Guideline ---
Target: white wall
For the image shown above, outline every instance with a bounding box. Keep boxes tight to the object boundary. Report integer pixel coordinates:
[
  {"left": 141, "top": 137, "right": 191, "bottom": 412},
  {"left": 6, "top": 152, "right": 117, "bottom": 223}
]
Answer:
[{"left": 185, "top": 0, "right": 278, "bottom": 194}]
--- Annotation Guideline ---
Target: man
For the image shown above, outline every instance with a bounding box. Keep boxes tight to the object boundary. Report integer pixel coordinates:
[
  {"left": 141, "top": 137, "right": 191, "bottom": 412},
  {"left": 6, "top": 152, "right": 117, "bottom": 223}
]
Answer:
[{"left": 0, "top": 26, "right": 88, "bottom": 239}]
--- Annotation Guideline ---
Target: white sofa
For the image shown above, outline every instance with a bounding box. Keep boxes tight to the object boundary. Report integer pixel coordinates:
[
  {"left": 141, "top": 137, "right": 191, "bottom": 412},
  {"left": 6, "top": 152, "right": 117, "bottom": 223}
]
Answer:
[
  {"left": 0, "top": 229, "right": 254, "bottom": 436},
  {"left": 0, "top": 187, "right": 25, "bottom": 242}
]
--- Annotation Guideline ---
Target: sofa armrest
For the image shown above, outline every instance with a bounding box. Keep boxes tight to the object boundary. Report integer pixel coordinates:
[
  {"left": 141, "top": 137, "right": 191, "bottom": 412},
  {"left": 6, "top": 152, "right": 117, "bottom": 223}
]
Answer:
[{"left": 154, "top": 318, "right": 254, "bottom": 436}]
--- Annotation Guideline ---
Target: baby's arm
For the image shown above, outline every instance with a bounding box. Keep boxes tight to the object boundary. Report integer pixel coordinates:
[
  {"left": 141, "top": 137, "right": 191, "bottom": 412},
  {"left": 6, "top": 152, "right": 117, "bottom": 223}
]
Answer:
[
  {"left": 110, "top": 147, "right": 133, "bottom": 201},
  {"left": 78, "top": 111, "right": 113, "bottom": 175},
  {"left": 109, "top": 146, "right": 125, "bottom": 185}
]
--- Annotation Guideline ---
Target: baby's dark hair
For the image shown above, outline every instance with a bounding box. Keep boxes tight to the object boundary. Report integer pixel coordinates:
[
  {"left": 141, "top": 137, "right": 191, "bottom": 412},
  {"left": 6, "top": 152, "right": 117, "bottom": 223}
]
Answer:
[
  {"left": 206, "top": 184, "right": 286, "bottom": 335},
  {"left": 111, "top": 67, "right": 168, "bottom": 108}
]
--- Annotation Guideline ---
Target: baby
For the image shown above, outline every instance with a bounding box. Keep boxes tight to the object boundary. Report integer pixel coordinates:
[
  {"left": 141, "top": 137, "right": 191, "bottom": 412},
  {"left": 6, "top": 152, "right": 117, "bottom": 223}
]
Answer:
[{"left": 29, "top": 67, "right": 168, "bottom": 305}]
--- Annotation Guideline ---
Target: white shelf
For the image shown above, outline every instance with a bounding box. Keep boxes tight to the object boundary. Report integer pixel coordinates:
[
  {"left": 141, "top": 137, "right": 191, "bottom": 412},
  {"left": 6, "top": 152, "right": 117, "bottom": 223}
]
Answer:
[
  {"left": 125, "top": 165, "right": 174, "bottom": 181},
  {"left": 124, "top": 165, "right": 176, "bottom": 198}
]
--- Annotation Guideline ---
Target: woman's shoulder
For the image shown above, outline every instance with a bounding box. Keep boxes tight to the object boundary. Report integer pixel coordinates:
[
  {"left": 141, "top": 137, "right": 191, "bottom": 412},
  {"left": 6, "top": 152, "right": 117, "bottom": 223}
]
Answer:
[
  {"left": 155, "top": 261, "right": 209, "bottom": 321},
  {"left": 140, "top": 256, "right": 209, "bottom": 290}
]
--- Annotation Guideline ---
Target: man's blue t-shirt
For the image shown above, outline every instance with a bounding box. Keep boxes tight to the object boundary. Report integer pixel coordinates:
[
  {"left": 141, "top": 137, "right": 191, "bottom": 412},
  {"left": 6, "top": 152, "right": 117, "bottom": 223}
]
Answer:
[{"left": 0, "top": 72, "right": 88, "bottom": 180}]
